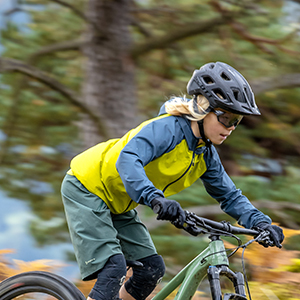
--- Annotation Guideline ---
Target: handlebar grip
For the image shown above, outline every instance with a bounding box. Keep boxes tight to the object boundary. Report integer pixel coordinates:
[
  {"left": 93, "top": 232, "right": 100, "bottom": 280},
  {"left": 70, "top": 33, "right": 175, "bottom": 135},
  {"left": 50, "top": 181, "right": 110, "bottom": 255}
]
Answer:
[{"left": 152, "top": 203, "right": 162, "bottom": 214}]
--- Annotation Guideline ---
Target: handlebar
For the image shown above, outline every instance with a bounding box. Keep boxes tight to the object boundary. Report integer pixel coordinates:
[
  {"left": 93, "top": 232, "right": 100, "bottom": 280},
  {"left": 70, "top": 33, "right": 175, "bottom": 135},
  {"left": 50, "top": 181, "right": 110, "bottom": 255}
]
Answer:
[
  {"left": 153, "top": 203, "right": 259, "bottom": 236},
  {"left": 153, "top": 203, "right": 275, "bottom": 247},
  {"left": 186, "top": 211, "right": 259, "bottom": 236}
]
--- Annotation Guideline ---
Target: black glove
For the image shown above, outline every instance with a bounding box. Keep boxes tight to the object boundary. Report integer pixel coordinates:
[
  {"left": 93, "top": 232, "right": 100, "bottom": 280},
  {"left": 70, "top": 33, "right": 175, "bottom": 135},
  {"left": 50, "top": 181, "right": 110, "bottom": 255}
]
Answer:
[
  {"left": 256, "top": 222, "right": 284, "bottom": 248},
  {"left": 151, "top": 197, "right": 186, "bottom": 227}
]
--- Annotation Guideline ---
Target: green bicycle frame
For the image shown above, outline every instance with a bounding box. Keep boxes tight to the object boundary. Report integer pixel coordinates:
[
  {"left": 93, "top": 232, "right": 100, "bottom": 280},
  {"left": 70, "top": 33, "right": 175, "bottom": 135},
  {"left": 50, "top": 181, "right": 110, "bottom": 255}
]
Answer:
[{"left": 152, "top": 239, "right": 229, "bottom": 300}]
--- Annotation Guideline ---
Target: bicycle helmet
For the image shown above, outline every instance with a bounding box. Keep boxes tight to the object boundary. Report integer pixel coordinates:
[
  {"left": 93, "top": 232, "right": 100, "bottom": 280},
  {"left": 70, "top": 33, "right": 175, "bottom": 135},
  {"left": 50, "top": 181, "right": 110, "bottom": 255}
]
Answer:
[{"left": 187, "top": 62, "right": 260, "bottom": 115}]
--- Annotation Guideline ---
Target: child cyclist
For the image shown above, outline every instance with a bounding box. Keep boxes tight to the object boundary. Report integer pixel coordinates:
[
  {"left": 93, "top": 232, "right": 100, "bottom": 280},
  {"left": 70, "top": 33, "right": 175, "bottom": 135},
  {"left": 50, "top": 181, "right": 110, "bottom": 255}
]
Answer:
[{"left": 61, "top": 62, "right": 284, "bottom": 300}]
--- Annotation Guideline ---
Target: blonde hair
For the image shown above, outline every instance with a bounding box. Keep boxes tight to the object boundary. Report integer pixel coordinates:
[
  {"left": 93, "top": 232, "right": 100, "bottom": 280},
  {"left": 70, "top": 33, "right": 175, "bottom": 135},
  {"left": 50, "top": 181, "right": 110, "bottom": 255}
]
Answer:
[{"left": 165, "top": 95, "right": 210, "bottom": 121}]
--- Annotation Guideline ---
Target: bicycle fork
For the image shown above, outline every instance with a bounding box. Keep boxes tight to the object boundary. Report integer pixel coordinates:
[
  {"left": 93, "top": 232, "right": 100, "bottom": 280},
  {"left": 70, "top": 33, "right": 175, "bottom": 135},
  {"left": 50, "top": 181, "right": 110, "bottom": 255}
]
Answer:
[{"left": 207, "top": 265, "right": 247, "bottom": 300}]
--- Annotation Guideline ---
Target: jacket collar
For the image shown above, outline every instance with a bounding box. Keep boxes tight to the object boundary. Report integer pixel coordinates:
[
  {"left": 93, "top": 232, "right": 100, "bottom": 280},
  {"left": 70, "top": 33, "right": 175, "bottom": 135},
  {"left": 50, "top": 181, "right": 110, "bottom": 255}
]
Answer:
[{"left": 158, "top": 102, "right": 206, "bottom": 153}]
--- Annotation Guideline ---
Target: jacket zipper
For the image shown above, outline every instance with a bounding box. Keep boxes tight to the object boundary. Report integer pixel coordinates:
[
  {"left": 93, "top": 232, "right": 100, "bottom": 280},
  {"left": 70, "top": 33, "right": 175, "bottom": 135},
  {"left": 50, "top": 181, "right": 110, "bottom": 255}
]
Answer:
[
  {"left": 162, "top": 150, "right": 196, "bottom": 193},
  {"left": 123, "top": 150, "right": 196, "bottom": 212},
  {"left": 123, "top": 199, "right": 133, "bottom": 213}
]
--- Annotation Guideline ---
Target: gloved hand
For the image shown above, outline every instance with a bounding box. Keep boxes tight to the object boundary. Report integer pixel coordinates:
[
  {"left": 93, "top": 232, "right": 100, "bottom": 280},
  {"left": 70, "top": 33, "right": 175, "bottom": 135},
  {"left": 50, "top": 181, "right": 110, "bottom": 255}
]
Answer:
[
  {"left": 151, "top": 197, "right": 186, "bottom": 227},
  {"left": 256, "top": 223, "right": 284, "bottom": 248}
]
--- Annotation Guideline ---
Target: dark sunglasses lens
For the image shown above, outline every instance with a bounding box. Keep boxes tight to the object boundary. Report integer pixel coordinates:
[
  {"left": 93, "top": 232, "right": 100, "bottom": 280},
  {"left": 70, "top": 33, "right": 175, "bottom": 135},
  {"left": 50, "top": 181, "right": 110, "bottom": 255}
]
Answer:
[
  {"left": 228, "top": 116, "right": 243, "bottom": 127},
  {"left": 215, "top": 111, "right": 243, "bottom": 128}
]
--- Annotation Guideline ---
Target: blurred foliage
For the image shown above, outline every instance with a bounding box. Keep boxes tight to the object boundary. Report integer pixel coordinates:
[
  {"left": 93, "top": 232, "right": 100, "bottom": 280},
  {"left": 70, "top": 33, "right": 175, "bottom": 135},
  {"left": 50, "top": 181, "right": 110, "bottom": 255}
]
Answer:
[
  {"left": 0, "top": 0, "right": 300, "bottom": 290},
  {"left": 0, "top": 249, "right": 63, "bottom": 281},
  {"left": 233, "top": 167, "right": 300, "bottom": 204}
]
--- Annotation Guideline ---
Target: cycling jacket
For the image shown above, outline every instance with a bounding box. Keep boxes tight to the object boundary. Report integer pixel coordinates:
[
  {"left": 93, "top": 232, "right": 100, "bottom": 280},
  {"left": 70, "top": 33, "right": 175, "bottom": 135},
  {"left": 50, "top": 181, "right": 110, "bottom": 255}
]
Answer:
[{"left": 68, "top": 102, "right": 271, "bottom": 229}]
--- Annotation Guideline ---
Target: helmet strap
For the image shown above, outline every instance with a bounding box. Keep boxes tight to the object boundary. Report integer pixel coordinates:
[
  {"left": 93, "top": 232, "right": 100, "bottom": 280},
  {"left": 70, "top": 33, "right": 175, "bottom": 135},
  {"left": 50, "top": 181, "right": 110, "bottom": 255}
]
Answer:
[
  {"left": 197, "top": 120, "right": 212, "bottom": 147},
  {"left": 193, "top": 95, "right": 200, "bottom": 114},
  {"left": 194, "top": 94, "right": 212, "bottom": 147}
]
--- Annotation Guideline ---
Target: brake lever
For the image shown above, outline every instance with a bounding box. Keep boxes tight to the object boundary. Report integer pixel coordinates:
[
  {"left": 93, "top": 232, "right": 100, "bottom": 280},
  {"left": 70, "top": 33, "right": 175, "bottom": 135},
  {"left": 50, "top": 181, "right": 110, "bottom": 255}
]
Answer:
[
  {"left": 255, "top": 230, "right": 276, "bottom": 248},
  {"left": 182, "top": 219, "right": 206, "bottom": 236}
]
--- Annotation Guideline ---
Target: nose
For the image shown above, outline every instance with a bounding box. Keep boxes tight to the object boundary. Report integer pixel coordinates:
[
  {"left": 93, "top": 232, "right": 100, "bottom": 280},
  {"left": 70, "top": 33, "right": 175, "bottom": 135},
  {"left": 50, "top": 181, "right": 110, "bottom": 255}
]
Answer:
[{"left": 227, "top": 125, "right": 235, "bottom": 131}]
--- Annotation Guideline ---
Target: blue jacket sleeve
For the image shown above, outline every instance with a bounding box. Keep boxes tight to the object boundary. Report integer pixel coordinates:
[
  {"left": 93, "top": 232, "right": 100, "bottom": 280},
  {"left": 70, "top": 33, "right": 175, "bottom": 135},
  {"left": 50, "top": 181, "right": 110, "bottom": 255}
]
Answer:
[
  {"left": 116, "top": 116, "right": 182, "bottom": 207},
  {"left": 201, "top": 146, "right": 272, "bottom": 229}
]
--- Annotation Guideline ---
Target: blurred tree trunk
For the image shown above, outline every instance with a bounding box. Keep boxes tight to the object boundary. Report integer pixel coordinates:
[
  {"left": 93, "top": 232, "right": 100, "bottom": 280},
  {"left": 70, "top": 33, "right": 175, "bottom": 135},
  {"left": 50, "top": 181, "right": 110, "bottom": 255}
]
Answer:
[{"left": 80, "top": 0, "right": 137, "bottom": 147}]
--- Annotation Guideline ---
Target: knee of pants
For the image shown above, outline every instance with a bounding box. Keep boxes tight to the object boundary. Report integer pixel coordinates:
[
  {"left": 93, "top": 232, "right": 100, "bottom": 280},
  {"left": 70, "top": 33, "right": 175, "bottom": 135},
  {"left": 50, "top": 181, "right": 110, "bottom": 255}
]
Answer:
[
  {"left": 89, "top": 254, "right": 127, "bottom": 300},
  {"left": 125, "top": 254, "right": 165, "bottom": 300}
]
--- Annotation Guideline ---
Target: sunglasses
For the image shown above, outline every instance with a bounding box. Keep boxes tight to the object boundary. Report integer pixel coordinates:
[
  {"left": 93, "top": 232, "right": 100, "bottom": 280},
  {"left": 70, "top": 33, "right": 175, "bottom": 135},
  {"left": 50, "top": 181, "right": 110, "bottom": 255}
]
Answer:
[{"left": 213, "top": 110, "right": 243, "bottom": 128}]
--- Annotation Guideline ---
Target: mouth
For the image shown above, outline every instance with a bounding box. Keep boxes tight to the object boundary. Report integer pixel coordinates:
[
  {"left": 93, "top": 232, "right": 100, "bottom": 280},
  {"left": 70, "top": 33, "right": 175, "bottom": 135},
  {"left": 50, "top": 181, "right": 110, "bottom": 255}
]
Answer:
[{"left": 220, "top": 134, "right": 229, "bottom": 139}]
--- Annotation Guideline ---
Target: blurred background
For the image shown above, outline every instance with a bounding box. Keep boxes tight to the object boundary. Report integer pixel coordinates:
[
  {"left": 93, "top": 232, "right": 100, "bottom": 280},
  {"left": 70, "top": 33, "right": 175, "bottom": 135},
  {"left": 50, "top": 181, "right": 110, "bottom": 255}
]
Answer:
[{"left": 1, "top": 0, "right": 300, "bottom": 298}]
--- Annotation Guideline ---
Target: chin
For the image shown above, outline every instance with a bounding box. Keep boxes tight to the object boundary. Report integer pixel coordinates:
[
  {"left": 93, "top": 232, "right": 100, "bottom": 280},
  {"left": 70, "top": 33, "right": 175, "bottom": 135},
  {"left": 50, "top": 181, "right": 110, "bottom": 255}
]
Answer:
[{"left": 211, "top": 139, "right": 224, "bottom": 145}]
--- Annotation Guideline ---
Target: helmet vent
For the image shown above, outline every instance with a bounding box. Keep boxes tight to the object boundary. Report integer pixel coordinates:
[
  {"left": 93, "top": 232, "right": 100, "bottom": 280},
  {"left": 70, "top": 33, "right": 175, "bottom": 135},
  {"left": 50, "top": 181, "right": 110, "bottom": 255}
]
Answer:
[
  {"left": 233, "top": 90, "right": 239, "bottom": 101},
  {"left": 202, "top": 76, "right": 214, "bottom": 85},
  {"left": 212, "top": 88, "right": 226, "bottom": 100},
  {"left": 244, "top": 87, "right": 254, "bottom": 106},
  {"left": 209, "top": 64, "right": 215, "bottom": 69},
  {"left": 220, "top": 72, "right": 231, "bottom": 81},
  {"left": 231, "top": 88, "right": 244, "bottom": 102}
]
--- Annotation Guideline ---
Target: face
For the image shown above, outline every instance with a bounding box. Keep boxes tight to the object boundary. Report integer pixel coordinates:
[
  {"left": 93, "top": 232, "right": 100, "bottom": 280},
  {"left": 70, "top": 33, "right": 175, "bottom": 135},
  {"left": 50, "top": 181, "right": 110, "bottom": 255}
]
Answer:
[{"left": 203, "top": 111, "right": 236, "bottom": 145}]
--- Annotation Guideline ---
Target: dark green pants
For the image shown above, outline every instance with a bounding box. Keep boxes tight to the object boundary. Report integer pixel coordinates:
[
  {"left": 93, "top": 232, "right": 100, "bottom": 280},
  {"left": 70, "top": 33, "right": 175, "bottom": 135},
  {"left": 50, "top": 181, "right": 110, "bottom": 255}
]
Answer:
[{"left": 61, "top": 174, "right": 157, "bottom": 281}]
